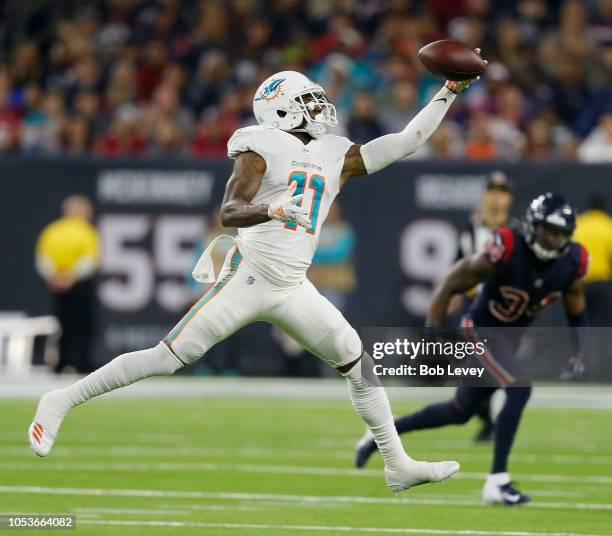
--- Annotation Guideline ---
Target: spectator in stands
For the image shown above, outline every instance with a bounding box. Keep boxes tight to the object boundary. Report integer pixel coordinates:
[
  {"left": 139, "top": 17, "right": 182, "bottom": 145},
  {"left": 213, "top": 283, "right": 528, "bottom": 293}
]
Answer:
[
  {"left": 142, "top": 83, "right": 193, "bottom": 140},
  {"left": 465, "top": 113, "right": 497, "bottom": 160},
  {"left": 347, "top": 91, "right": 384, "bottom": 144},
  {"left": 106, "top": 60, "right": 138, "bottom": 111},
  {"left": 0, "top": 0, "right": 610, "bottom": 160},
  {"left": 73, "top": 91, "right": 105, "bottom": 140},
  {"left": 148, "top": 117, "right": 184, "bottom": 156},
  {"left": 525, "top": 118, "right": 555, "bottom": 161},
  {"left": 94, "top": 108, "right": 147, "bottom": 157},
  {"left": 190, "top": 91, "right": 241, "bottom": 157},
  {"left": 380, "top": 81, "right": 419, "bottom": 133},
  {"left": 35, "top": 195, "right": 100, "bottom": 374},
  {"left": 0, "top": 72, "right": 21, "bottom": 152},
  {"left": 63, "top": 115, "right": 92, "bottom": 155},
  {"left": 20, "top": 84, "right": 59, "bottom": 154},
  {"left": 578, "top": 113, "right": 612, "bottom": 163}
]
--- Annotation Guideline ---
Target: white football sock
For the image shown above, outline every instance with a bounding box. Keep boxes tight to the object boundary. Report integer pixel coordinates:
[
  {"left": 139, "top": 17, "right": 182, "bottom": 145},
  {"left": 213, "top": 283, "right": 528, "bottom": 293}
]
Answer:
[
  {"left": 342, "top": 353, "right": 410, "bottom": 471},
  {"left": 30, "top": 343, "right": 183, "bottom": 456},
  {"left": 486, "top": 472, "right": 510, "bottom": 486},
  {"left": 33, "top": 343, "right": 183, "bottom": 438},
  {"left": 63, "top": 342, "right": 183, "bottom": 406}
]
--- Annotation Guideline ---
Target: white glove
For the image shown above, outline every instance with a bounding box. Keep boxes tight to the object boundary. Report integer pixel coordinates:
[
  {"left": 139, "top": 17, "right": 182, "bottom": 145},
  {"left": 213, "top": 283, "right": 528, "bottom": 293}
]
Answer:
[{"left": 267, "top": 181, "right": 311, "bottom": 229}]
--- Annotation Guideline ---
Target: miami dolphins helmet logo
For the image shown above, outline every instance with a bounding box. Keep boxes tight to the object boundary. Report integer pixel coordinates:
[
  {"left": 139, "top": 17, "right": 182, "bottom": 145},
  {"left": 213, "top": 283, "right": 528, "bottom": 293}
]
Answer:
[{"left": 254, "top": 78, "right": 285, "bottom": 102}]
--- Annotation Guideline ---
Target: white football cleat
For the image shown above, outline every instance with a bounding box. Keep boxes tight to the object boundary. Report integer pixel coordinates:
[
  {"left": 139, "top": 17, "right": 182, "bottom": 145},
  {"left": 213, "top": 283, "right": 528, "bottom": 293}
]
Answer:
[
  {"left": 28, "top": 421, "right": 55, "bottom": 457},
  {"left": 384, "top": 458, "right": 460, "bottom": 492},
  {"left": 28, "top": 389, "right": 71, "bottom": 457},
  {"left": 482, "top": 473, "right": 530, "bottom": 505}
]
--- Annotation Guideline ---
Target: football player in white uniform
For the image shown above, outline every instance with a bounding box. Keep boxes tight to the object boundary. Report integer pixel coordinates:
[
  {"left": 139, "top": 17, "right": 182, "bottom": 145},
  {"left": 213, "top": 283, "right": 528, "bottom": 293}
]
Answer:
[{"left": 29, "top": 66, "right": 480, "bottom": 492}]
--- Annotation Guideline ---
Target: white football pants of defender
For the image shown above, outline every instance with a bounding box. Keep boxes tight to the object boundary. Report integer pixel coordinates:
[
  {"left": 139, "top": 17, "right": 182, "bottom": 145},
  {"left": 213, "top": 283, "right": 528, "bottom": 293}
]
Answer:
[{"left": 164, "top": 246, "right": 362, "bottom": 368}]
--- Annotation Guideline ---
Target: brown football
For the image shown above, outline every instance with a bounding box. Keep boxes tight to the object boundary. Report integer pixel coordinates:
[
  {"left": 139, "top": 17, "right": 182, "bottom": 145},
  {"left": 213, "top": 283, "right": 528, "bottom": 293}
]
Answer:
[{"left": 417, "top": 40, "right": 486, "bottom": 81}]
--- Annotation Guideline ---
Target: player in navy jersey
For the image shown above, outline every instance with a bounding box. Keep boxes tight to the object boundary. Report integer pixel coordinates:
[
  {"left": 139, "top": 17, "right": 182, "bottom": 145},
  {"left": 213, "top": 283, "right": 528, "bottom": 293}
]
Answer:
[{"left": 355, "top": 192, "right": 589, "bottom": 505}]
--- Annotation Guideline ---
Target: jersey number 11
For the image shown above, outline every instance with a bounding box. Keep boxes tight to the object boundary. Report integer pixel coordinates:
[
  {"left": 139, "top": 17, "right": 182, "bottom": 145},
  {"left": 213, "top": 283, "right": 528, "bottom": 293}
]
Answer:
[{"left": 285, "top": 170, "right": 326, "bottom": 235}]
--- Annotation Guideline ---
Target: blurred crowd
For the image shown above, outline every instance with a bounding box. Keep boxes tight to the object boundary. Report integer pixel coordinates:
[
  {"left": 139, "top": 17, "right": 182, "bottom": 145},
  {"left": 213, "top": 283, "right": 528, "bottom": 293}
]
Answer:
[{"left": 0, "top": 0, "right": 611, "bottom": 161}]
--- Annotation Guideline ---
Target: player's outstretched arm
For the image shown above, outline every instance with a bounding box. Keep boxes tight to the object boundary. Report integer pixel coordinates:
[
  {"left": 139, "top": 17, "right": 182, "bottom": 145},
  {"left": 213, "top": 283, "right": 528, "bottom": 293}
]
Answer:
[
  {"left": 340, "top": 78, "right": 477, "bottom": 185},
  {"left": 426, "top": 254, "right": 495, "bottom": 326}
]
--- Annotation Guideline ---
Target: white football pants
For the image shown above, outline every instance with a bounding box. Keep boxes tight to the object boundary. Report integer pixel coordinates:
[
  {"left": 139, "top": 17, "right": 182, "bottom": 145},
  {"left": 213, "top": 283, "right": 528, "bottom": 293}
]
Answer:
[{"left": 164, "top": 246, "right": 363, "bottom": 368}]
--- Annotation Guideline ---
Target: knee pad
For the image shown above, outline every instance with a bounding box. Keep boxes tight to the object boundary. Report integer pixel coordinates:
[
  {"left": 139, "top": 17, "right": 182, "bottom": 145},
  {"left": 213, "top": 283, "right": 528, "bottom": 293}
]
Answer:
[
  {"left": 156, "top": 342, "right": 185, "bottom": 374},
  {"left": 306, "top": 322, "right": 362, "bottom": 369},
  {"left": 163, "top": 325, "right": 207, "bottom": 365},
  {"left": 333, "top": 324, "right": 363, "bottom": 367}
]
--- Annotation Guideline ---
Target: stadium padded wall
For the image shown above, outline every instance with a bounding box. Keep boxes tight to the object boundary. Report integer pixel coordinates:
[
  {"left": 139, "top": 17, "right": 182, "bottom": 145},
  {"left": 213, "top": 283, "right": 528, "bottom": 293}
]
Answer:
[{"left": 1, "top": 157, "right": 610, "bottom": 373}]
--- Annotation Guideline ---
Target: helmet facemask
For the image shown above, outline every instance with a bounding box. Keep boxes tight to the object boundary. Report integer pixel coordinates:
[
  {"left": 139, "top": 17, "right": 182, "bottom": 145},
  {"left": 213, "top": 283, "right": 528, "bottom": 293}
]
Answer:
[
  {"left": 291, "top": 88, "right": 337, "bottom": 139},
  {"left": 531, "top": 223, "right": 572, "bottom": 260},
  {"left": 524, "top": 193, "right": 576, "bottom": 261}
]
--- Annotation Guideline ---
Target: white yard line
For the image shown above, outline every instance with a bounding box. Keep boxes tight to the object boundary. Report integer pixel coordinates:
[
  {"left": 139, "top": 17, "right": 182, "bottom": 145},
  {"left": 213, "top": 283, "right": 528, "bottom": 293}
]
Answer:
[
  {"left": 3, "top": 461, "right": 612, "bottom": 486},
  {"left": 3, "top": 445, "right": 612, "bottom": 466},
  {"left": 77, "top": 519, "right": 610, "bottom": 536},
  {"left": 73, "top": 507, "right": 190, "bottom": 515},
  {"left": 2, "top": 376, "right": 612, "bottom": 409},
  {"left": 0, "top": 485, "right": 610, "bottom": 512},
  {"left": 313, "top": 438, "right": 612, "bottom": 450},
  {"left": 73, "top": 505, "right": 263, "bottom": 514},
  {"left": 3, "top": 432, "right": 612, "bottom": 451}
]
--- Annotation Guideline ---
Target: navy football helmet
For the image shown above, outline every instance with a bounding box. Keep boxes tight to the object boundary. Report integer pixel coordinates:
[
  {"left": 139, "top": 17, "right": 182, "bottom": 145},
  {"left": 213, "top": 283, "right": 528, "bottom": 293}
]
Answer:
[{"left": 524, "top": 192, "right": 576, "bottom": 260}]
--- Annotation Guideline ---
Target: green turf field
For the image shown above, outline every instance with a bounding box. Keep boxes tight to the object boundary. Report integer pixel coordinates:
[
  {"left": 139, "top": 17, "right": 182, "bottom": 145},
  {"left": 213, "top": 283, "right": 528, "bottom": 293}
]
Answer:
[{"left": 1, "top": 393, "right": 611, "bottom": 536}]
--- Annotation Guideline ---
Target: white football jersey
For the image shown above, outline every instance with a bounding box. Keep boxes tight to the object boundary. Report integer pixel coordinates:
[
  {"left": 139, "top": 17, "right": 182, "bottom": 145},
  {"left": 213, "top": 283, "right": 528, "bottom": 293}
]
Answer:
[{"left": 227, "top": 125, "right": 353, "bottom": 286}]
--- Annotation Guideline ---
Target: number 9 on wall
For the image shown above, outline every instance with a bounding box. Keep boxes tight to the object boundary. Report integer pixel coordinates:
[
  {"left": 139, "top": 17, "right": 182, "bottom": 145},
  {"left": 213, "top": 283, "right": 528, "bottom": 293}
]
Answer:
[{"left": 399, "top": 219, "right": 458, "bottom": 317}]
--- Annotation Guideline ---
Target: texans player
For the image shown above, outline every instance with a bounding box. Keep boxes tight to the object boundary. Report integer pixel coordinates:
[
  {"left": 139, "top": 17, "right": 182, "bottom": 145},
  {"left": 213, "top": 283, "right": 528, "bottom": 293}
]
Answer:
[{"left": 355, "top": 193, "right": 589, "bottom": 504}]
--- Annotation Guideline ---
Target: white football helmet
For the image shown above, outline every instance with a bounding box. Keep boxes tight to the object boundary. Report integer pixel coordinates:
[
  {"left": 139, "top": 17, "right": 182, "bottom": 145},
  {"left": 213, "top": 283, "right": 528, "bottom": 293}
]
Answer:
[{"left": 252, "top": 71, "right": 337, "bottom": 139}]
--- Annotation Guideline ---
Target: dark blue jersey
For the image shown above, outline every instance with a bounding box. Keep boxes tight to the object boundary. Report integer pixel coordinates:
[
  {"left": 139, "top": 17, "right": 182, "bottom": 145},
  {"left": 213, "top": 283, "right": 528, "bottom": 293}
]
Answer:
[{"left": 467, "top": 227, "right": 588, "bottom": 328}]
